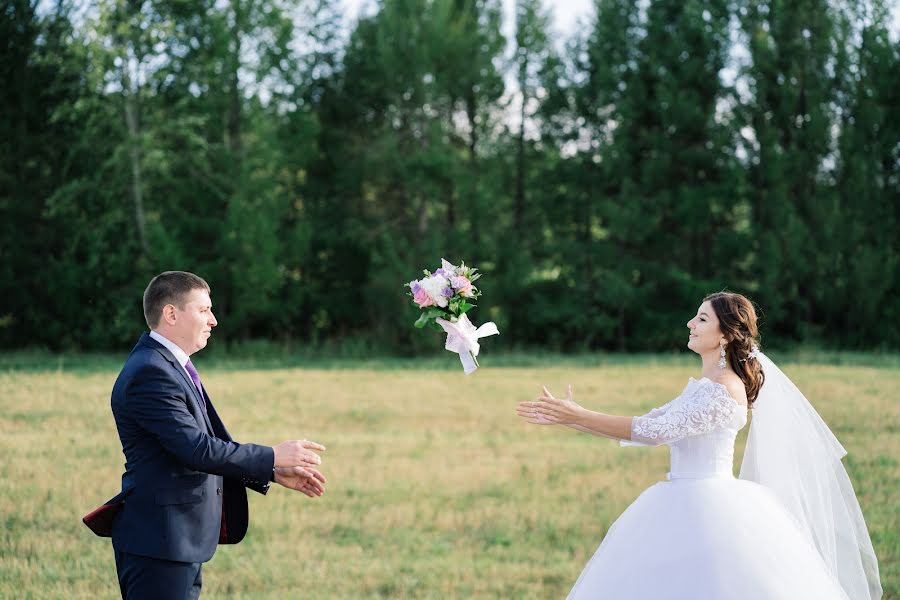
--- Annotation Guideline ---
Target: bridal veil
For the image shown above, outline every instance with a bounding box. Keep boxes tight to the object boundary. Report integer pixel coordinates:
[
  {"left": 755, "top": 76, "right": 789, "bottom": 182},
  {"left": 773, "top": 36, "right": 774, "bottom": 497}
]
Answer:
[{"left": 740, "top": 353, "right": 882, "bottom": 599}]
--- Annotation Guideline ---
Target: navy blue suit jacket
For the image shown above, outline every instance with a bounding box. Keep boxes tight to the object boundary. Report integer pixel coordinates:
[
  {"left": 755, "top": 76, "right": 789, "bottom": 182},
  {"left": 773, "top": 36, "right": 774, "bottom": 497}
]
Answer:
[{"left": 108, "top": 333, "right": 274, "bottom": 564}]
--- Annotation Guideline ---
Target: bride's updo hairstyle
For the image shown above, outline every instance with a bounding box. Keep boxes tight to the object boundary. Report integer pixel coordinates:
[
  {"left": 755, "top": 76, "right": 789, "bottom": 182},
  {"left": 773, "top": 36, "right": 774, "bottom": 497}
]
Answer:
[{"left": 704, "top": 292, "right": 765, "bottom": 407}]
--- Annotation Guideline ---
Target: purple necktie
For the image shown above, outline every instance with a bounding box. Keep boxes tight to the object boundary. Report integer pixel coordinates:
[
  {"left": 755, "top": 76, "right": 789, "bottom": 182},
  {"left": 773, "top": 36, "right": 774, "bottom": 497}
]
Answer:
[{"left": 184, "top": 360, "right": 206, "bottom": 410}]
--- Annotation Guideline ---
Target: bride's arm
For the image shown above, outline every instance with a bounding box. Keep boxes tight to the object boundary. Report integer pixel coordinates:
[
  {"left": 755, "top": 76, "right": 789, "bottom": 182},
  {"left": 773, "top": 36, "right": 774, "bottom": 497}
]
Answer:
[
  {"left": 569, "top": 399, "right": 680, "bottom": 439},
  {"left": 564, "top": 410, "right": 633, "bottom": 440},
  {"left": 516, "top": 385, "right": 634, "bottom": 440},
  {"left": 564, "top": 423, "right": 617, "bottom": 439},
  {"left": 566, "top": 399, "right": 675, "bottom": 439},
  {"left": 567, "top": 420, "right": 632, "bottom": 440}
]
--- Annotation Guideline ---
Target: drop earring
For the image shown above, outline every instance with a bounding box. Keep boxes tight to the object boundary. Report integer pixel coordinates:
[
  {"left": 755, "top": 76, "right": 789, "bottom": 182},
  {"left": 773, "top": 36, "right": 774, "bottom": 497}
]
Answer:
[{"left": 718, "top": 345, "right": 727, "bottom": 369}]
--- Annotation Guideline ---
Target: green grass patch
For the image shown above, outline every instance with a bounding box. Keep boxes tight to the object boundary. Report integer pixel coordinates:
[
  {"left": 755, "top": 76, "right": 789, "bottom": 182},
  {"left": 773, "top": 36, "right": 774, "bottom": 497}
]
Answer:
[{"left": 0, "top": 361, "right": 897, "bottom": 598}]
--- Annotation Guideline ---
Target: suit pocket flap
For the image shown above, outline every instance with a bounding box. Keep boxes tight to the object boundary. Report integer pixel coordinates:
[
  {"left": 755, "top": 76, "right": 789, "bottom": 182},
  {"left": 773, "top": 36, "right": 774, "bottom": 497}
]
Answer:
[{"left": 155, "top": 487, "right": 204, "bottom": 505}]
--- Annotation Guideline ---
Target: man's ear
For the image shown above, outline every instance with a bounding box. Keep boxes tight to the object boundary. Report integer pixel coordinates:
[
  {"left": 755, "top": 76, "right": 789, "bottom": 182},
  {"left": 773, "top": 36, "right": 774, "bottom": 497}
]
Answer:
[{"left": 161, "top": 304, "right": 177, "bottom": 325}]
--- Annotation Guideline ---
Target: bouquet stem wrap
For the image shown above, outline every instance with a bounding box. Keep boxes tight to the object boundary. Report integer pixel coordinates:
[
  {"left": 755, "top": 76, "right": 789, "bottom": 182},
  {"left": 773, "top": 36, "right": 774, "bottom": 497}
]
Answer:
[{"left": 436, "top": 314, "right": 499, "bottom": 374}]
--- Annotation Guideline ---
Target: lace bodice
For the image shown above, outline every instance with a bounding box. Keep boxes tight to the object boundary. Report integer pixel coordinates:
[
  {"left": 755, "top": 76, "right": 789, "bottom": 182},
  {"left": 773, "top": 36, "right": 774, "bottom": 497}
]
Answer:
[{"left": 625, "top": 378, "right": 748, "bottom": 479}]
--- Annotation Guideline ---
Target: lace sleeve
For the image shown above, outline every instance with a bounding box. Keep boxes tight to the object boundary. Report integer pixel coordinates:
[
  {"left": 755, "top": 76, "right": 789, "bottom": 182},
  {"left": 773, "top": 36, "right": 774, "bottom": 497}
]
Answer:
[
  {"left": 643, "top": 400, "right": 674, "bottom": 419},
  {"left": 630, "top": 381, "right": 738, "bottom": 446},
  {"left": 618, "top": 399, "right": 675, "bottom": 447}
]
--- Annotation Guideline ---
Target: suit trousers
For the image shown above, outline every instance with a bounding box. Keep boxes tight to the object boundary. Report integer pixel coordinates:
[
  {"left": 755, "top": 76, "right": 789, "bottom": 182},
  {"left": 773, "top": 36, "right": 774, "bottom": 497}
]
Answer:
[{"left": 115, "top": 548, "right": 203, "bottom": 600}]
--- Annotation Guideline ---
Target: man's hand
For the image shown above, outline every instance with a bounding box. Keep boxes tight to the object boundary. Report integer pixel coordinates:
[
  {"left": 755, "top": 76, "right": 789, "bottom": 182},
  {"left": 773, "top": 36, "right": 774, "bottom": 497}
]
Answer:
[
  {"left": 273, "top": 439, "right": 325, "bottom": 468},
  {"left": 274, "top": 466, "right": 326, "bottom": 497}
]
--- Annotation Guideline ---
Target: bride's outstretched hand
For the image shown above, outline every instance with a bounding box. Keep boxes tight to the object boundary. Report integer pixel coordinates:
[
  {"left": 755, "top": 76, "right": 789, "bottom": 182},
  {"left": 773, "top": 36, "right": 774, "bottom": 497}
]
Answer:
[{"left": 517, "top": 384, "right": 583, "bottom": 425}]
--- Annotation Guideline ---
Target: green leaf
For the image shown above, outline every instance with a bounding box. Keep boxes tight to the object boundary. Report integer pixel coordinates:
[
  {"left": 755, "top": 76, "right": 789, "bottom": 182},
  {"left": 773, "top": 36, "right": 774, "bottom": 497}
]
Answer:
[{"left": 414, "top": 313, "right": 432, "bottom": 329}]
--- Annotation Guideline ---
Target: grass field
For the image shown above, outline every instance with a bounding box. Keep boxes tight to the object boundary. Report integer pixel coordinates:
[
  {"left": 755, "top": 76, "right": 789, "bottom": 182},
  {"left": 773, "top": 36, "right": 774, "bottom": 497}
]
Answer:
[{"left": 1, "top": 357, "right": 897, "bottom": 598}]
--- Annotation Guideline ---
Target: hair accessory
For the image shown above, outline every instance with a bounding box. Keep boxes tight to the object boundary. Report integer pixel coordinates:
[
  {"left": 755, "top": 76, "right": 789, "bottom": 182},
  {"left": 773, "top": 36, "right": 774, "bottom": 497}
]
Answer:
[{"left": 740, "top": 343, "right": 761, "bottom": 363}]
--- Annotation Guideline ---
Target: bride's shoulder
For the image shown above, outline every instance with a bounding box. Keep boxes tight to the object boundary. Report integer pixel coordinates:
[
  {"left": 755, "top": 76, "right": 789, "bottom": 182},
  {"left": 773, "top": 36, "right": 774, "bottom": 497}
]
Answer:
[{"left": 709, "top": 373, "right": 747, "bottom": 407}]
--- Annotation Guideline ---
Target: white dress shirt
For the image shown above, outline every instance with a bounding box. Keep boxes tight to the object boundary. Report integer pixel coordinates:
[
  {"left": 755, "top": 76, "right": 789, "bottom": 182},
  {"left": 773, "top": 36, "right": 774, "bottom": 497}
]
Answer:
[{"left": 149, "top": 330, "right": 194, "bottom": 386}]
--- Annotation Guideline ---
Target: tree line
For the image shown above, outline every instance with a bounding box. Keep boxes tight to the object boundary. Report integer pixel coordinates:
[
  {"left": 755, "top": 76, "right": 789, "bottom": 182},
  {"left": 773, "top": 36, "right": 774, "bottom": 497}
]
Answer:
[{"left": 1, "top": 0, "right": 897, "bottom": 353}]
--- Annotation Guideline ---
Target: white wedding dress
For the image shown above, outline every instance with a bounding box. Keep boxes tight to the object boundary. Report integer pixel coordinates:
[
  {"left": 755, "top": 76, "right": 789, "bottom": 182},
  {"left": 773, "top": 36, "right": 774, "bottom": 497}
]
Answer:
[{"left": 567, "top": 375, "right": 880, "bottom": 600}]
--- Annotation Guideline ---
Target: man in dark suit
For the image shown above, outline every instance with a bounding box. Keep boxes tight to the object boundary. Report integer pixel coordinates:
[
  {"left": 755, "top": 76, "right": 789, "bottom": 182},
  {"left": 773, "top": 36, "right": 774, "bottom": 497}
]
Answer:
[{"left": 96, "top": 271, "right": 327, "bottom": 599}]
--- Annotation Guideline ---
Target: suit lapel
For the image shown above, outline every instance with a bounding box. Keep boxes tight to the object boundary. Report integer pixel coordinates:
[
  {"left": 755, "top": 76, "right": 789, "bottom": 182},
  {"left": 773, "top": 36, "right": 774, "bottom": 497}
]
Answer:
[
  {"left": 141, "top": 334, "right": 214, "bottom": 433},
  {"left": 189, "top": 375, "right": 215, "bottom": 433},
  {"left": 204, "top": 395, "right": 232, "bottom": 441},
  {"left": 193, "top": 382, "right": 215, "bottom": 433}
]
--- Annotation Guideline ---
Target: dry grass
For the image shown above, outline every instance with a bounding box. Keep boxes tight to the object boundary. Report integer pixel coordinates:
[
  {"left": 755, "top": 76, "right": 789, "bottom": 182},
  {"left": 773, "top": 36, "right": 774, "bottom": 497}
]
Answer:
[{"left": 0, "top": 363, "right": 897, "bottom": 599}]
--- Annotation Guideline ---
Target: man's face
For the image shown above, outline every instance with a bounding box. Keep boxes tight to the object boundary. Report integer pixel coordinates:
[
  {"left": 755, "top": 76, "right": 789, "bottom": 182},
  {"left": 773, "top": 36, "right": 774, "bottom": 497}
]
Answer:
[{"left": 172, "top": 288, "right": 217, "bottom": 355}]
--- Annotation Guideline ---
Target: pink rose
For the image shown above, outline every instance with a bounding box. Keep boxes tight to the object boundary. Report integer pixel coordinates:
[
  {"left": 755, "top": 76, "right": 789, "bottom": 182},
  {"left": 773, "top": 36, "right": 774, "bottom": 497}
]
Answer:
[
  {"left": 451, "top": 276, "right": 474, "bottom": 297},
  {"left": 414, "top": 287, "right": 435, "bottom": 307}
]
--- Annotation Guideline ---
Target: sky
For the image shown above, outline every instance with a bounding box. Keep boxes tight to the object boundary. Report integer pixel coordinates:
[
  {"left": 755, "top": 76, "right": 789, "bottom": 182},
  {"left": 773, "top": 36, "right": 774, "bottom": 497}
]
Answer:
[
  {"left": 343, "top": 0, "right": 597, "bottom": 42},
  {"left": 343, "top": 0, "right": 900, "bottom": 45}
]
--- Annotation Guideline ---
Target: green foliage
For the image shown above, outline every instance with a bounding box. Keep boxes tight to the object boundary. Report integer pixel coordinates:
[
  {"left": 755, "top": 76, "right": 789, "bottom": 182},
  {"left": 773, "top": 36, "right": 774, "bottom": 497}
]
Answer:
[{"left": 0, "top": 0, "right": 896, "bottom": 352}]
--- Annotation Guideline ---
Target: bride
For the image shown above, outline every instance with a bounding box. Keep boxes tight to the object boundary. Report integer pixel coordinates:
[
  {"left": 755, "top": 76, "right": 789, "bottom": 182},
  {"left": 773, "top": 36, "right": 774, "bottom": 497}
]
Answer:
[{"left": 516, "top": 292, "right": 882, "bottom": 599}]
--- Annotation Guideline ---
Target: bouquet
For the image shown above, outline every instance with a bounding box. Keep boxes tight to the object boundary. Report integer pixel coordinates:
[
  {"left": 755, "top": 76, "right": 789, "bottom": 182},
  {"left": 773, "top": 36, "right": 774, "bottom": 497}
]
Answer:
[{"left": 407, "top": 259, "right": 499, "bottom": 374}]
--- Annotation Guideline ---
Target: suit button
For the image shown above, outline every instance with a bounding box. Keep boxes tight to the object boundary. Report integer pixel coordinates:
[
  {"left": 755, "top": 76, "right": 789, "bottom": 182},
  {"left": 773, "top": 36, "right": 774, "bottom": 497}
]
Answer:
[{"left": 216, "top": 487, "right": 223, "bottom": 495}]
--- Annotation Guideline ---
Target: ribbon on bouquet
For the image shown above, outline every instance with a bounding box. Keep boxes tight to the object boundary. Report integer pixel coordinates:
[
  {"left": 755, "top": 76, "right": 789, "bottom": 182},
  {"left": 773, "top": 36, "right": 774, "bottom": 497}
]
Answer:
[{"left": 435, "top": 314, "right": 499, "bottom": 374}]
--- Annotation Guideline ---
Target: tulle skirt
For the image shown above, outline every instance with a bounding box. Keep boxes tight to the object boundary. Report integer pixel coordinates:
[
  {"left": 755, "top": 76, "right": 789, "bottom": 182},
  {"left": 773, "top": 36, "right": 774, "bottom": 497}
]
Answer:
[{"left": 567, "top": 476, "right": 849, "bottom": 600}]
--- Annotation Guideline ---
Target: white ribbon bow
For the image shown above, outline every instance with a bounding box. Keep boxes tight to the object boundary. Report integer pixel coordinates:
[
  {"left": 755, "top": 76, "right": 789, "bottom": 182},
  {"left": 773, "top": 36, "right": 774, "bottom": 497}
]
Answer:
[{"left": 435, "top": 314, "right": 499, "bottom": 374}]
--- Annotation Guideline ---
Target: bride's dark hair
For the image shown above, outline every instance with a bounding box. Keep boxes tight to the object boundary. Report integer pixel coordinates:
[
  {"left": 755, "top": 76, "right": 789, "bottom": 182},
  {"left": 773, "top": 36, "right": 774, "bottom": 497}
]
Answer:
[{"left": 704, "top": 292, "right": 765, "bottom": 406}]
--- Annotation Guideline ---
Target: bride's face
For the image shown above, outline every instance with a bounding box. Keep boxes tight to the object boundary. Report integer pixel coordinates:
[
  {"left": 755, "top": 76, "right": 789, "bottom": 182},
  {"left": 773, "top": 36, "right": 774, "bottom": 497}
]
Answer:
[{"left": 686, "top": 301, "right": 726, "bottom": 355}]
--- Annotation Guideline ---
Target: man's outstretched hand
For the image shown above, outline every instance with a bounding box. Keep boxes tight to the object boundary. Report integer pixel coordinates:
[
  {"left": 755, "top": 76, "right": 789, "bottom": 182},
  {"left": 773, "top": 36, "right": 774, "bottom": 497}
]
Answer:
[
  {"left": 273, "top": 439, "right": 325, "bottom": 468},
  {"left": 274, "top": 466, "right": 327, "bottom": 497}
]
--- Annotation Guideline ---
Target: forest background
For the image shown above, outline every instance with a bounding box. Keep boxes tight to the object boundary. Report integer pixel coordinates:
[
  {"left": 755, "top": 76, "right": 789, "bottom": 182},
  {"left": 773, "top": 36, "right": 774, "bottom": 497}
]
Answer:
[{"left": 2, "top": 0, "right": 898, "bottom": 355}]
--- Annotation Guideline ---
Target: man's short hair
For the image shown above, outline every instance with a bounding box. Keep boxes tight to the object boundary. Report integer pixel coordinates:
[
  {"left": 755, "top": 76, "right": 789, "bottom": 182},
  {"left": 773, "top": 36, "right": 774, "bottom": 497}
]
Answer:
[{"left": 143, "top": 271, "right": 210, "bottom": 329}]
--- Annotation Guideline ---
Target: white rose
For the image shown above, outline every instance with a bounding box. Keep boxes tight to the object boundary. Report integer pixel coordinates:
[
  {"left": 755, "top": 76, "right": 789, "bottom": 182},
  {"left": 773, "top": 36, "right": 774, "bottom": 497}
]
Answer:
[{"left": 420, "top": 274, "right": 450, "bottom": 308}]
